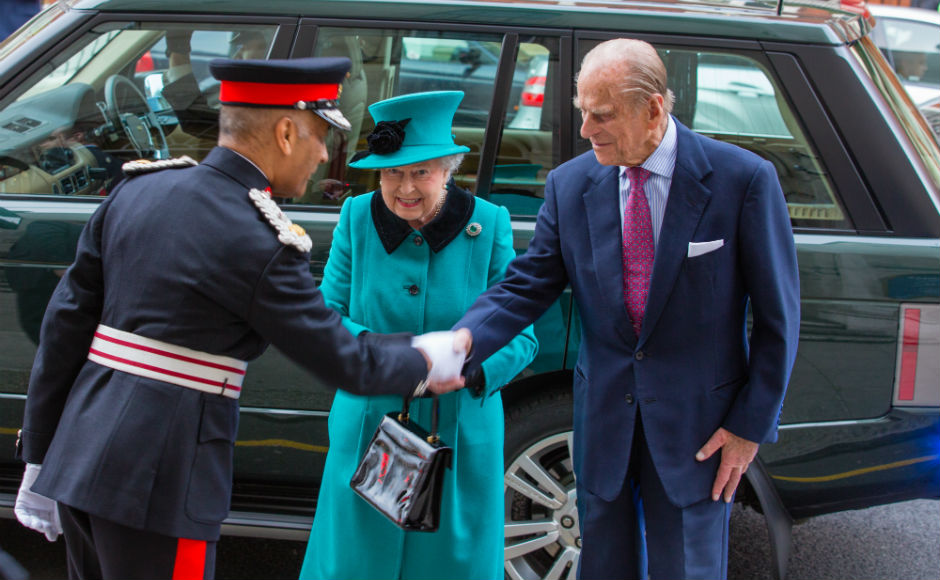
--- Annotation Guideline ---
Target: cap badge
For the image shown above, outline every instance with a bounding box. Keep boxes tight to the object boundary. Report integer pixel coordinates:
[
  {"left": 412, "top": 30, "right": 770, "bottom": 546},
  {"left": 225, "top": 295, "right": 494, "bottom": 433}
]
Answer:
[{"left": 248, "top": 188, "right": 312, "bottom": 253}]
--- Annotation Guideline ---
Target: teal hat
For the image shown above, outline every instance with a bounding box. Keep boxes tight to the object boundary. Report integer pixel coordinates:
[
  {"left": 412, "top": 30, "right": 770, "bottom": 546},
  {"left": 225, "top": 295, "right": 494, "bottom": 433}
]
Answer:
[{"left": 350, "top": 91, "right": 471, "bottom": 169}]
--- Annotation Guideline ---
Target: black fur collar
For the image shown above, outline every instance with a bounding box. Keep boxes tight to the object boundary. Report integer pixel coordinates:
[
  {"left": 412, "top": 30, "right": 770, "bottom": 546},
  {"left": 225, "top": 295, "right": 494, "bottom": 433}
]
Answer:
[{"left": 370, "top": 179, "right": 475, "bottom": 254}]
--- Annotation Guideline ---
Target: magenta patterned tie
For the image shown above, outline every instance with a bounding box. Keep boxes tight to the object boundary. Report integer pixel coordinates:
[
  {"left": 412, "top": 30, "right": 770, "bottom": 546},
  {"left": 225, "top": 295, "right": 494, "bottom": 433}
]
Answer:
[{"left": 622, "top": 167, "right": 654, "bottom": 337}]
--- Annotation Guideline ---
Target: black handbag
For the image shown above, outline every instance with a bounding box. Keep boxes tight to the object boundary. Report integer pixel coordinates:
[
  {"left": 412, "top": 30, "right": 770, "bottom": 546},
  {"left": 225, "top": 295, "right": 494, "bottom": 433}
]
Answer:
[{"left": 350, "top": 394, "right": 453, "bottom": 532}]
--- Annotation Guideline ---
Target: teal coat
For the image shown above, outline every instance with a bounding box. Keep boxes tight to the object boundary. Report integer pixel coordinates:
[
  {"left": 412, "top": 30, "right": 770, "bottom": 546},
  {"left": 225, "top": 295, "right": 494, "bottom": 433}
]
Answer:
[{"left": 300, "top": 185, "right": 538, "bottom": 580}]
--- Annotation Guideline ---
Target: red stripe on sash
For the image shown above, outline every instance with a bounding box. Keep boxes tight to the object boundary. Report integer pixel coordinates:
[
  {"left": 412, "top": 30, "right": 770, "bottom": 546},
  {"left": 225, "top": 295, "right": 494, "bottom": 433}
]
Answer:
[
  {"left": 94, "top": 330, "right": 246, "bottom": 375},
  {"left": 88, "top": 347, "right": 242, "bottom": 392},
  {"left": 172, "top": 538, "right": 207, "bottom": 580}
]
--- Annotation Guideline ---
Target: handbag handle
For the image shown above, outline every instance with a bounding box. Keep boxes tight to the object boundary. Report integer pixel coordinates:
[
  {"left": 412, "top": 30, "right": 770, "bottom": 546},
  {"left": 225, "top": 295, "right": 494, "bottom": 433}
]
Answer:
[{"left": 399, "top": 394, "right": 441, "bottom": 444}]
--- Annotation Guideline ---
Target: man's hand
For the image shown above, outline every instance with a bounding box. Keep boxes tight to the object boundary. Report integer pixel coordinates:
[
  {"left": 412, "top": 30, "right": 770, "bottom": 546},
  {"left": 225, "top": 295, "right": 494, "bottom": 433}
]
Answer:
[
  {"left": 695, "top": 427, "right": 759, "bottom": 503},
  {"left": 14, "top": 463, "right": 62, "bottom": 542},
  {"left": 411, "top": 330, "right": 470, "bottom": 395}
]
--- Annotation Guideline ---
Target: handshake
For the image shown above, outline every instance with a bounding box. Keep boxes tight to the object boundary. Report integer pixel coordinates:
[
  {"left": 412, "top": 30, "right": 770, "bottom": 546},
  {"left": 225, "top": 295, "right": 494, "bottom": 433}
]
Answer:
[{"left": 411, "top": 328, "right": 472, "bottom": 396}]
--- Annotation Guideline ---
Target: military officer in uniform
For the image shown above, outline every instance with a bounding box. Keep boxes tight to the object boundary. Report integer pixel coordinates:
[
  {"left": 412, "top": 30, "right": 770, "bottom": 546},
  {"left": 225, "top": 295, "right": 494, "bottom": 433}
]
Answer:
[{"left": 13, "top": 57, "right": 466, "bottom": 579}]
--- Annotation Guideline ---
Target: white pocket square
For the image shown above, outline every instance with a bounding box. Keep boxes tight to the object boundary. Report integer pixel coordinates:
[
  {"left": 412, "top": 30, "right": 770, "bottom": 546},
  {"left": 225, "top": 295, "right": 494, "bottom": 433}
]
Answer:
[{"left": 687, "top": 239, "right": 724, "bottom": 258}]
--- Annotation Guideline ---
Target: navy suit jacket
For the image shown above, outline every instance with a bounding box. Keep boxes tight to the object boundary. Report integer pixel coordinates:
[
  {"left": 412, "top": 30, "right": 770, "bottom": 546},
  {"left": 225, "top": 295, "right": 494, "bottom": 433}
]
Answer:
[
  {"left": 20, "top": 147, "right": 427, "bottom": 540},
  {"left": 457, "top": 119, "right": 800, "bottom": 507}
]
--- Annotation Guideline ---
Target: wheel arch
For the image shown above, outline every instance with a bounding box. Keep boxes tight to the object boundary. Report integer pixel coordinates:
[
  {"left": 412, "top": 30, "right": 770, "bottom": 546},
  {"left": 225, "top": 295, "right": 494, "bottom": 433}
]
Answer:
[
  {"left": 744, "top": 458, "right": 794, "bottom": 580},
  {"left": 501, "top": 369, "right": 573, "bottom": 413}
]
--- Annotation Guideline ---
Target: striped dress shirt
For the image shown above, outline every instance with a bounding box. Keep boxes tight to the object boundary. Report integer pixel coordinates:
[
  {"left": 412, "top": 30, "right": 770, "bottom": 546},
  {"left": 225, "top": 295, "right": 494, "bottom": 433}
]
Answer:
[{"left": 619, "top": 116, "right": 677, "bottom": 250}]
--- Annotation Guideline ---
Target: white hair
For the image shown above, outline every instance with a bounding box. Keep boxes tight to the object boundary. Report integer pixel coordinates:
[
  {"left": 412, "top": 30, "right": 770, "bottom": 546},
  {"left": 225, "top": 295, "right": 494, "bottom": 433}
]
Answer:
[
  {"left": 434, "top": 153, "right": 465, "bottom": 175},
  {"left": 577, "top": 38, "right": 675, "bottom": 114}
]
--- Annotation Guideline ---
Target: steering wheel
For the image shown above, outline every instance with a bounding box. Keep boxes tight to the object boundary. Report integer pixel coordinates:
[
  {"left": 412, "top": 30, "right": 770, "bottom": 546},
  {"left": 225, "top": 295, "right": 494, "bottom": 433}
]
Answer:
[{"left": 103, "top": 74, "right": 170, "bottom": 160}]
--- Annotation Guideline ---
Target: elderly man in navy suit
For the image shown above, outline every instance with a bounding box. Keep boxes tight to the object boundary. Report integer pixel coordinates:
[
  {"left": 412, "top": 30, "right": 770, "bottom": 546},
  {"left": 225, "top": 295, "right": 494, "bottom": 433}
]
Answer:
[
  {"left": 13, "top": 57, "right": 464, "bottom": 580},
  {"left": 455, "top": 39, "right": 800, "bottom": 579}
]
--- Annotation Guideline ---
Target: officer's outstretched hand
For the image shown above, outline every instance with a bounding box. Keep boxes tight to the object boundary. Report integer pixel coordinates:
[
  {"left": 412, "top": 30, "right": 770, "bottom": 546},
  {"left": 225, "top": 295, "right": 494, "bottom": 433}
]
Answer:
[
  {"left": 412, "top": 330, "right": 470, "bottom": 394},
  {"left": 15, "top": 463, "right": 62, "bottom": 542}
]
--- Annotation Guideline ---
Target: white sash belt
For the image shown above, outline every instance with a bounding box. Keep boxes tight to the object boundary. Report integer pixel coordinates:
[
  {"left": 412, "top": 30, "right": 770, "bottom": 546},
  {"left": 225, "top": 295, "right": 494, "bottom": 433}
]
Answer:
[{"left": 88, "top": 324, "right": 247, "bottom": 399}]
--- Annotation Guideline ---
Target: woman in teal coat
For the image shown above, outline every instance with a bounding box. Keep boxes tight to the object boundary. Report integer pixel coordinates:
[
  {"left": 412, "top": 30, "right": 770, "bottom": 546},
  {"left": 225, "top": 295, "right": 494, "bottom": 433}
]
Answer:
[{"left": 299, "top": 91, "right": 537, "bottom": 580}]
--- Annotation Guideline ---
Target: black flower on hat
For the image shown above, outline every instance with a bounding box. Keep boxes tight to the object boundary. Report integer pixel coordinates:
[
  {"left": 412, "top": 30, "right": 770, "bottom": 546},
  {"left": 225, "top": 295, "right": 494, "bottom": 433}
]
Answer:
[{"left": 367, "top": 118, "right": 411, "bottom": 155}]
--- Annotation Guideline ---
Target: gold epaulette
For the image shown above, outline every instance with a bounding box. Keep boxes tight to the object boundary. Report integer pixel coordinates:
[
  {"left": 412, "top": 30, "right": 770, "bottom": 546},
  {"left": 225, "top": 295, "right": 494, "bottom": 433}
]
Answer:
[
  {"left": 248, "top": 188, "right": 313, "bottom": 253},
  {"left": 122, "top": 156, "right": 198, "bottom": 176}
]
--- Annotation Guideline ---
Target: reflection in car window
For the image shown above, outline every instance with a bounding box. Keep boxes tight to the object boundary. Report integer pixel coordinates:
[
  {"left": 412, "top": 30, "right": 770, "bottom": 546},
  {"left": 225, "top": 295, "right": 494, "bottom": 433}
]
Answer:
[
  {"left": 875, "top": 18, "right": 940, "bottom": 88},
  {"left": 0, "top": 22, "right": 276, "bottom": 197},
  {"left": 22, "top": 31, "right": 122, "bottom": 99},
  {"left": 688, "top": 50, "right": 849, "bottom": 229},
  {"left": 692, "top": 53, "right": 792, "bottom": 138},
  {"left": 490, "top": 39, "right": 559, "bottom": 216},
  {"left": 852, "top": 35, "right": 940, "bottom": 187},
  {"left": 300, "top": 27, "right": 506, "bottom": 206}
]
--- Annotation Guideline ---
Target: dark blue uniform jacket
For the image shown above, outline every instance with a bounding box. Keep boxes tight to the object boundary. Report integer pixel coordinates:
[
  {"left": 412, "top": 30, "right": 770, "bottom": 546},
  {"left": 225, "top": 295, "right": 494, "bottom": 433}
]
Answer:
[{"left": 20, "top": 147, "right": 426, "bottom": 540}]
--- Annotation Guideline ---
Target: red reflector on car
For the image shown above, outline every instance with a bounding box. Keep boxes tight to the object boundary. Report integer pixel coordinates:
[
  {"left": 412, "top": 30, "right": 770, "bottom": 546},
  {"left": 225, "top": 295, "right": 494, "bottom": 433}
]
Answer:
[
  {"left": 894, "top": 304, "right": 939, "bottom": 408},
  {"left": 898, "top": 308, "right": 920, "bottom": 401},
  {"left": 521, "top": 76, "right": 546, "bottom": 107},
  {"left": 522, "top": 92, "right": 544, "bottom": 107}
]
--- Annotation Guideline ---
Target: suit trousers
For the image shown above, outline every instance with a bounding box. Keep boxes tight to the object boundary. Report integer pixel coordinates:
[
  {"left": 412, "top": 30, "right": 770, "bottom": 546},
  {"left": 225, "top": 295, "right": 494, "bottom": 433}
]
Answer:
[
  {"left": 58, "top": 504, "right": 217, "bottom": 580},
  {"left": 576, "top": 409, "right": 733, "bottom": 580}
]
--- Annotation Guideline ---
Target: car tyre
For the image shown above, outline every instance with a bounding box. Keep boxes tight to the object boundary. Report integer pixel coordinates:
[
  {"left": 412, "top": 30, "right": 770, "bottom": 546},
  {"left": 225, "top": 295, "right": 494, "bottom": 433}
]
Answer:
[{"left": 503, "top": 387, "right": 579, "bottom": 580}]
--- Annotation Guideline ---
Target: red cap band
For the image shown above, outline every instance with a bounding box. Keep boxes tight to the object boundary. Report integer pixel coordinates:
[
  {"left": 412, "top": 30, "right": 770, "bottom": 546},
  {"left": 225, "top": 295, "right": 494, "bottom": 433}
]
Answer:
[{"left": 219, "top": 80, "right": 339, "bottom": 106}]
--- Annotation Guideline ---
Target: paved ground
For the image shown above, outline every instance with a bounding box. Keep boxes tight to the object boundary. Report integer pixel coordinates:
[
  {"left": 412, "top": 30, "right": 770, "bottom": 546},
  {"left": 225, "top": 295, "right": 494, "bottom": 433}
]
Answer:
[
  {"left": 728, "top": 499, "right": 939, "bottom": 580},
  {"left": 1, "top": 499, "right": 937, "bottom": 579}
]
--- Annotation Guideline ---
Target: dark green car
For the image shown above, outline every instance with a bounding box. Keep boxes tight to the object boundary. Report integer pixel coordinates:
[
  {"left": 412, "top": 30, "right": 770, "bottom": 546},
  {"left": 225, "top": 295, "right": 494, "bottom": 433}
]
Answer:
[{"left": 0, "top": 0, "right": 937, "bottom": 578}]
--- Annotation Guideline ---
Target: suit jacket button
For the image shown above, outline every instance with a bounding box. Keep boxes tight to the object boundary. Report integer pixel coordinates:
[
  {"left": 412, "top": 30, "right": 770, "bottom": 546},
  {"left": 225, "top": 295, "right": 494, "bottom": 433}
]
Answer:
[
  {"left": 414, "top": 236, "right": 424, "bottom": 246},
  {"left": 635, "top": 351, "right": 645, "bottom": 361},
  {"left": 624, "top": 394, "right": 635, "bottom": 404},
  {"left": 408, "top": 284, "right": 420, "bottom": 296}
]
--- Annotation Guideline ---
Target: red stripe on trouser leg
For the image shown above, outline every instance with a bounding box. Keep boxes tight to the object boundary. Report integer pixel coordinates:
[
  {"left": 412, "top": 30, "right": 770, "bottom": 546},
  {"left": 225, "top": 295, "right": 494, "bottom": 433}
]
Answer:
[{"left": 172, "top": 538, "right": 207, "bottom": 580}]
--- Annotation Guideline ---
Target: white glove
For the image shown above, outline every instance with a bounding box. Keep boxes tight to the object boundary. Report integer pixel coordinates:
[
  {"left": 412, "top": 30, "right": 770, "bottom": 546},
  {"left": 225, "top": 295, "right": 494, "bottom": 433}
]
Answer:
[
  {"left": 14, "top": 463, "right": 62, "bottom": 542},
  {"left": 412, "top": 331, "right": 466, "bottom": 383}
]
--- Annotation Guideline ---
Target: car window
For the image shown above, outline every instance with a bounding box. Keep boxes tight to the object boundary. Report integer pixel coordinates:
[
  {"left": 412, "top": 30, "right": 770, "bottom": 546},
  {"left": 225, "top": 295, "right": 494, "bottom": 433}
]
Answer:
[
  {"left": 0, "top": 22, "right": 276, "bottom": 197},
  {"left": 874, "top": 16, "right": 940, "bottom": 89},
  {"left": 692, "top": 53, "right": 793, "bottom": 138},
  {"left": 852, "top": 35, "right": 940, "bottom": 187},
  {"left": 488, "top": 39, "right": 559, "bottom": 216},
  {"left": 298, "top": 27, "right": 506, "bottom": 206},
  {"left": 691, "top": 51, "right": 850, "bottom": 229},
  {"left": 575, "top": 42, "right": 851, "bottom": 230}
]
